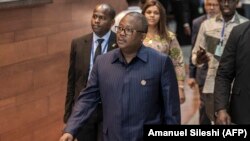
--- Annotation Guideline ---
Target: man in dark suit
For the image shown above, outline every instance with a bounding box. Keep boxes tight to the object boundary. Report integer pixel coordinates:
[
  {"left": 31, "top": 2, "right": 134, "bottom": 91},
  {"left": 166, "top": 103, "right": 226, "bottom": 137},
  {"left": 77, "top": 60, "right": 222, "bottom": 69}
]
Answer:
[
  {"left": 192, "top": 0, "right": 248, "bottom": 123},
  {"left": 173, "top": 0, "right": 205, "bottom": 46},
  {"left": 214, "top": 21, "right": 250, "bottom": 125},
  {"left": 60, "top": 12, "right": 180, "bottom": 141},
  {"left": 188, "top": 0, "right": 220, "bottom": 124},
  {"left": 63, "top": 3, "right": 116, "bottom": 141}
]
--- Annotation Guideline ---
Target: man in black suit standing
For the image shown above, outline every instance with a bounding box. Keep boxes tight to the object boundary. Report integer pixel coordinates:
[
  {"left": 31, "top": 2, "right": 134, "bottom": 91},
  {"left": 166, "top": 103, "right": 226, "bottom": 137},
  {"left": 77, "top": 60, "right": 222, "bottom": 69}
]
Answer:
[
  {"left": 214, "top": 21, "right": 250, "bottom": 125},
  {"left": 63, "top": 3, "right": 116, "bottom": 141},
  {"left": 192, "top": 0, "right": 248, "bottom": 124}
]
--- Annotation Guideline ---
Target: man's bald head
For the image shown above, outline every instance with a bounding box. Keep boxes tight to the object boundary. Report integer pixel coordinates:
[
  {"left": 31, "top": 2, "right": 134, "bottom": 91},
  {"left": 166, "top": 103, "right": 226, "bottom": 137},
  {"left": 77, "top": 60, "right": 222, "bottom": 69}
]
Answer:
[
  {"left": 91, "top": 3, "right": 116, "bottom": 37},
  {"left": 94, "top": 3, "right": 116, "bottom": 20}
]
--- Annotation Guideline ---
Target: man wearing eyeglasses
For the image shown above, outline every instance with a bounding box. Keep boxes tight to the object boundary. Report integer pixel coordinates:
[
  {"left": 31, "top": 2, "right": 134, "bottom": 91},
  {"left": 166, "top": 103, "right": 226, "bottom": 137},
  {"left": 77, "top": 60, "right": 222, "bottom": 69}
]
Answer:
[
  {"left": 63, "top": 3, "right": 117, "bottom": 141},
  {"left": 60, "top": 12, "right": 180, "bottom": 141},
  {"left": 191, "top": 0, "right": 248, "bottom": 124}
]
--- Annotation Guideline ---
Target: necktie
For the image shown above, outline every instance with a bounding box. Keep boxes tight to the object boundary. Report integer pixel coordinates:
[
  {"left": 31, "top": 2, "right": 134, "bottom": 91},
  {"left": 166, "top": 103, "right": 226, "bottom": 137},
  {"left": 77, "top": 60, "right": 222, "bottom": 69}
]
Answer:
[{"left": 94, "top": 38, "right": 104, "bottom": 63}]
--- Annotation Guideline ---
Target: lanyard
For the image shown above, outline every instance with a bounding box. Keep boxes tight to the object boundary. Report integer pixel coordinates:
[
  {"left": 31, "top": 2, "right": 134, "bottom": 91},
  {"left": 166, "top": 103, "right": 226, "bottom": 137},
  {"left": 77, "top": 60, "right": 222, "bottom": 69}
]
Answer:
[{"left": 219, "top": 22, "right": 226, "bottom": 46}]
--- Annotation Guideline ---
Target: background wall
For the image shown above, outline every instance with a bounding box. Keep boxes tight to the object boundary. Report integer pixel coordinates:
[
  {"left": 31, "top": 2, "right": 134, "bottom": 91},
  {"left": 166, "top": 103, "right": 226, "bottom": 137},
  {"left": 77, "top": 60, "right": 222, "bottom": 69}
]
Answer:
[{"left": 0, "top": 0, "right": 126, "bottom": 140}]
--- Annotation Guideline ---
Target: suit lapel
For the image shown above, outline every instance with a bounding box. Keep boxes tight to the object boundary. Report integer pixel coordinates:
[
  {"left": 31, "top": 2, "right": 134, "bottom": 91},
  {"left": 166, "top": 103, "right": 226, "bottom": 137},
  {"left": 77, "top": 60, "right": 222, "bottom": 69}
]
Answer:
[
  {"left": 81, "top": 34, "right": 92, "bottom": 77},
  {"left": 80, "top": 32, "right": 116, "bottom": 71},
  {"left": 107, "top": 31, "right": 117, "bottom": 51},
  {"left": 201, "top": 15, "right": 207, "bottom": 22}
]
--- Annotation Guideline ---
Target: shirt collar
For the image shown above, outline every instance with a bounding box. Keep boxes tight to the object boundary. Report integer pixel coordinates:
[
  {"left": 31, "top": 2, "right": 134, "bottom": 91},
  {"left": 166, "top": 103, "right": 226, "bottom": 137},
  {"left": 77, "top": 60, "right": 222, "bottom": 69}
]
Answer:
[
  {"left": 112, "top": 45, "right": 148, "bottom": 64},
  {"left": 93, "top": 30, "right": 111, "bottom": 43},
  {"left": 127, "top": 6, "right": 141, "bottom": 11},
  {"left": 216, "top": 12, "right": 240, "bottom": 24}
]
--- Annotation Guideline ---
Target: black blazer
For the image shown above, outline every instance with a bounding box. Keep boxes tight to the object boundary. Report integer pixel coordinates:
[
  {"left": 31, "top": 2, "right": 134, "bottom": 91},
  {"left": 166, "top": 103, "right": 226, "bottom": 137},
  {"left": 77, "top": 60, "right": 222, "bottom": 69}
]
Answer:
[
  {"left": 214, "top": 21, "right": 250, "bottom": 124},
  {"left": 64, "top": 31, "right": 116, "bottom": 122},
  {"left": 173, "top": 0, "right": 204, "bottom": 45}
]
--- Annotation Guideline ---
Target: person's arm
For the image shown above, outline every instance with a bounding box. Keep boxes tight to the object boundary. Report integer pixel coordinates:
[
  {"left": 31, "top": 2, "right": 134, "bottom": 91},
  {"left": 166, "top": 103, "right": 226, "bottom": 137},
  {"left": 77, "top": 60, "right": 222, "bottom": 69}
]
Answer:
[
  {"left": 64, "top": 40, "right": 76, "bottom": 123},
  {"left": 214, "top": 27, "right": 238, "bottom": 125},
  {"left": 188, "top": 19, "right": 200, "bottom": 87},
  {"left": 188, "top": 53, "right": 197, "bottom": 88},
  {"left": 192, "top": 22, "right": 209, "bottom": 66},
  {"left": 63, "top": 57, "right": 101, "bottom": 137},
  {"left": 181, "top": 0, "right": 191, "bottom": 36},
  {"left": 190, "top": 49, "right": 198, "bottom": 79},
  {"left": 59, "top": 133, "right": 73, "bottom": 141},
  {"left": 161, "top": 56, "right": 180, "bottom": 124},
  {"left": 191, "top": 19, "right": 199, "bottom": 46},
  {"left": 168, "top": 37, "right": 186, "bottom": 104},
  {"left": 169, "top": 37, "right": 186, "bottom": 82}
]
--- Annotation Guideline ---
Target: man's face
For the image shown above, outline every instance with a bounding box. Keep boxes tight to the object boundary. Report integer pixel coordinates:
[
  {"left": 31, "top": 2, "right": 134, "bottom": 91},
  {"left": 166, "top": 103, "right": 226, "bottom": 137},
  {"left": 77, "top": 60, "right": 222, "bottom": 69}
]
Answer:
[
  {"left": 116, "top": 15, "right": 145, "bottom": 52},
  {"left": 205, "top": 0, "right": 220, "bottom": 17},
  {"left": 91, "top": 6, "right": 114, "bottom": 37},
  {"left": 218, "top": 0, "right": 238, "bottom": 17}
]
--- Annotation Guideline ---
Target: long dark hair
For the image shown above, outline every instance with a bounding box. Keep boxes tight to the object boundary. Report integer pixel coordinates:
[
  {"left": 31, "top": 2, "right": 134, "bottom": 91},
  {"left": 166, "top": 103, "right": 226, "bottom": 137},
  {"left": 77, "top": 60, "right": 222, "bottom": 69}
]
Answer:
[{"left": 142, "top": 0, "right": 171, "bottom": 42}]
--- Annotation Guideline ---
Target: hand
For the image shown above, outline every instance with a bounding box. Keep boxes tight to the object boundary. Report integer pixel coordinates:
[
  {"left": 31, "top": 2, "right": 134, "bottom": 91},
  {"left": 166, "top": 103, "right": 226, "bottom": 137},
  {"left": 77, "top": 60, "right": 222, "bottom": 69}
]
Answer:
[
  {"left": 59, "top": 133, "right": 74, "bottom": 141},
  {"left": 196, "top": 47, "right": 209, "bottom": 65},
  {"left": 179, "top": 88, "right": 185, "bottom": 104},
  {"left": 215, "top": 109, "right": 231, "bottom": 125},
  {"left": 187, "top": 78, "right": 196, "bottom": 88},
  {"left": 184, "top": 26, "right": 191, "bottom": 36}
]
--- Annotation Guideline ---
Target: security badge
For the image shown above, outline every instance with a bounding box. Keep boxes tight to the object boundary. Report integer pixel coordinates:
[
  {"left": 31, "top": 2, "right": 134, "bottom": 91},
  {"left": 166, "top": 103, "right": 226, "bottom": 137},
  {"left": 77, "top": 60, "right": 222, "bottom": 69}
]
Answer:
[
  {"left": 141, "top": 80, "right": 146, "bottom": 86},
  {"left": 215, "top": 44, "right": 223, "bottom": 57},
  {"left": 198, "top": 7, "right": 204, "bottom": 14}
]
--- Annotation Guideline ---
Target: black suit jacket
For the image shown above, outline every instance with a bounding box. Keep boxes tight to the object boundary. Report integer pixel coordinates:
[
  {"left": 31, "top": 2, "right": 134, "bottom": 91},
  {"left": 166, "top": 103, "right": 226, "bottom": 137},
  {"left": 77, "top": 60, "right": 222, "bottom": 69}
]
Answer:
[
  {"left": 174, "top": 0, "right": 204, "bottom": 45},
  {"left": 214, "top": 21, "right": 250, "bottom": 124},
  {"left": 64, "top": 31, "right": 116, "bottom": 122}
]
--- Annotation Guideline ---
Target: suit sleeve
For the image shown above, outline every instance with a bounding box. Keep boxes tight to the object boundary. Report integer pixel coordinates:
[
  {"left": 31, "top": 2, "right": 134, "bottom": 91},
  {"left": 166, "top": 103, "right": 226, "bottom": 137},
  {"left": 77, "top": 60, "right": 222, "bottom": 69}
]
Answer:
[
  {"left": 192, "top": 22, "right": 206, "bottom": 66},
  {"left": 161, "top": 56, "right": 181, "bottom": 124},
  {"left": 64, "top": 40, "right": 76, "bottom": 123},
  {"left": 171, "top": 0, "right": 186, "bottom": 25},
  {"left": 189, "top": 19, "right": 199, "bottom": 78},
  {"left": 191, "top": 19, "right": 200, "bottom": 46},
  {"left": 214, "top": 27, "right": 238, "bottom": 112},
  {"left": 182, "top": 0, "right": 191, "bottom": 26},
  {"left": 64, "top": 57, "right": 100, "bottom": 137},
  {"left": 189, "top": 47, "right": 197, "bottom": 78}
]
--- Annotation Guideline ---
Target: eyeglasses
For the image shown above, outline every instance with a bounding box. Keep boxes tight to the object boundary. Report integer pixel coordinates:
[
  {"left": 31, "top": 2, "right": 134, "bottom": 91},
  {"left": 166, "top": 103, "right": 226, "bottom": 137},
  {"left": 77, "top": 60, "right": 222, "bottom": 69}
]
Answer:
[{"left": 115, "top": 26, "right": 145, "bottom": 35}]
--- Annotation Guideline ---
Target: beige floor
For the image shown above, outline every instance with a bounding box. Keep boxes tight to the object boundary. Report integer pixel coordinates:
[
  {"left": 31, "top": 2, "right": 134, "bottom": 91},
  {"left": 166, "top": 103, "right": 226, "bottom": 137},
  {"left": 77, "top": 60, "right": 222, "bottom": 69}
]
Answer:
[{"left": 181, "top": 77, "right": 200, "bottom": 125}]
